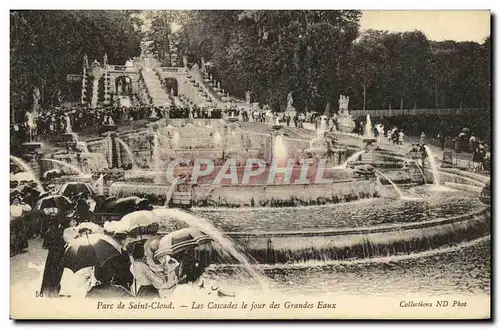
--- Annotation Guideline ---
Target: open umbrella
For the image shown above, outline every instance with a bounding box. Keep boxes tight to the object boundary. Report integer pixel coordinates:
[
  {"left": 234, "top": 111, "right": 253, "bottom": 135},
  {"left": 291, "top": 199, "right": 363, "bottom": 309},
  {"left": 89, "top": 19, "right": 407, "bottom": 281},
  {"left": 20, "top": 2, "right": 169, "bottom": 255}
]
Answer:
[
  {"left": 42, "top": 169, "right": 62, "bottom": 180},
  {"left": 34, "top": 195, "right": 73, "bottom": 214},
  {"left": 59, "top": 182, "right": 94, "bottom": 199},
  {"left": 63, "top": 233, "right": 122, "bottom": 273},
  {"left": 10, "top": 172, "right": 37, "bottom": 191},
  {"left": 99, "top": 196, "right": 153, "bottom": 215},
  {"left": 154, "top": 227, "right": 212, "bottom": 260},
  {"left": 104, "top": 210, "right": 159, "bottom": 234},
  {"left": 76, "top": 222, "right": 104, "bottom": 234}
]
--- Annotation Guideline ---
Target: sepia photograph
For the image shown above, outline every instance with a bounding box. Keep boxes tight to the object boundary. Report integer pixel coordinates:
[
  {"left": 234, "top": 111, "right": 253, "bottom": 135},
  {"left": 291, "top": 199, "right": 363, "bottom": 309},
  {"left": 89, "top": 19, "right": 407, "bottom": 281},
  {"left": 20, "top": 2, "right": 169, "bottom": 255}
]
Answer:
[{"left": 8, "top": 8, "right": 491, "bottom": 320}]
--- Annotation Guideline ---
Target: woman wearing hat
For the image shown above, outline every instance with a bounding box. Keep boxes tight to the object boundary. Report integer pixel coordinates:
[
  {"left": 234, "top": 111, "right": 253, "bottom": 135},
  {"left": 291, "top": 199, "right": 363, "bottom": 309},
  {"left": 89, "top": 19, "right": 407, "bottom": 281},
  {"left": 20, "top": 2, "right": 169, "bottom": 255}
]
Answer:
[
  {"left": 129, "top": 237, "right": 181, "bottom": 298},
  {"left": 10, "top": 192, "right": 31, "bottom": 257},
  {"left": 40, "top": 214, "right": 69, "bottom": 297}
]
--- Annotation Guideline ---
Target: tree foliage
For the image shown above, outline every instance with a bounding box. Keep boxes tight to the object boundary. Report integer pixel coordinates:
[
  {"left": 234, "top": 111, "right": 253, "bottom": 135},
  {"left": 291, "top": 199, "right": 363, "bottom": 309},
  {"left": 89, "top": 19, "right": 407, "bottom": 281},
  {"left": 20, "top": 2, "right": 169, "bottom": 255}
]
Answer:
[
  {"left": 12, "top": 10, "right": 490, "bottom": 119},
  {"left": 154, "top": 10, "right": 489, "bottom": 112},
  {"left": 10, "top": 10, "right": 143, "bottom": 116}
]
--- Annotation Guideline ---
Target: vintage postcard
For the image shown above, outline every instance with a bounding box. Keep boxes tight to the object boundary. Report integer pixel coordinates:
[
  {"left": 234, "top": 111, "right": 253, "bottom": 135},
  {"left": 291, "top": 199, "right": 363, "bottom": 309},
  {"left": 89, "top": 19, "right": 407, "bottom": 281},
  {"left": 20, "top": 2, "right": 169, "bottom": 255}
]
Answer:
[{"left": 9, "top": 9, "right": 491, "bottom": 320}]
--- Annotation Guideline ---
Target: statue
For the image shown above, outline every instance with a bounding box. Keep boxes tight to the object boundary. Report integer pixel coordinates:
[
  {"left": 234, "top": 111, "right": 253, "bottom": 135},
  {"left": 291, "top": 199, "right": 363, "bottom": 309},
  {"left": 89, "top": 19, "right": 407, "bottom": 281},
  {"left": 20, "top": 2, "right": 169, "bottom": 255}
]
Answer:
[
  {"left": 83, "top": 54, "right": 89, "bottom": 69},
  {"left": 336, "top": 95, "right": 355, "bottom": 133},
  {"left": 25, "top": 111, "right": 36, "bottom": 142},
  {"left": 201, "top": 58, "right": 205, "bottom": 71},
  {"left": 245, "top": 91, "right": 251, "bottom": 104},
  {"left": 32, "top": 86, "right": 41, "bottom": 112},
  {"left": 117, "top": 80, "right": 123, "bottom": 94},
  {"left": 287, "top": 92, "right": 293, "bottom": 108},
  {"left": 183, "top": 56, "right": 188, "bottom": 68},
  {"left": 103, "top": 53, "right": 108, "bottom": 65},
  {"left": 338, "top": 95, "right": 350, "bottom": 116},
  {"left": 209, "top": 74, "right": 213, "bottom": 81},
  {"left": 65, "top": 115, "right": 72, "bottom": 134},
  {"left": 56, "top": 89, "right": 63, "bottom": 104},
  {"left": 217, "top": 82, "right": 221, "bottom": 90}
]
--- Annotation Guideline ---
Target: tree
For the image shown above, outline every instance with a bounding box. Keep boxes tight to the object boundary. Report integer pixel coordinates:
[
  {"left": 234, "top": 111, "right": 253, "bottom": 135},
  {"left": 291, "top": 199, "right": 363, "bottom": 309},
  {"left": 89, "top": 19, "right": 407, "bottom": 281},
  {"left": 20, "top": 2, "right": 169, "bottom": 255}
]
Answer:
[
  {"left": 10, "top": 10, "right": 143, "bottom": 120},
  {"left": 175, "top": 10, "right": 362, "bottom": 112}
]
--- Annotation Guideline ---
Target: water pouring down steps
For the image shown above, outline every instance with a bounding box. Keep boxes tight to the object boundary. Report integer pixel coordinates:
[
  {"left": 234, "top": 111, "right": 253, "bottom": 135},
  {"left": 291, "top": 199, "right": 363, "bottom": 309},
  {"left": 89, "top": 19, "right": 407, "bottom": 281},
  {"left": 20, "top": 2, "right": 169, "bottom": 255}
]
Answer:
[
  {"left": 115, "top": 138, "right": 138, "bottom": 169},
  {"left": 374, "top": 169, "right": 420, "bottom": 200},
  {"left": 10, "top": 155, "right": 44, "bottom": 188},
  {"left": 341, "top": 150, "right": 366, "bottom": 169},
  {"left": 41, "top": 158, "right": 84, "bottom": 176}
]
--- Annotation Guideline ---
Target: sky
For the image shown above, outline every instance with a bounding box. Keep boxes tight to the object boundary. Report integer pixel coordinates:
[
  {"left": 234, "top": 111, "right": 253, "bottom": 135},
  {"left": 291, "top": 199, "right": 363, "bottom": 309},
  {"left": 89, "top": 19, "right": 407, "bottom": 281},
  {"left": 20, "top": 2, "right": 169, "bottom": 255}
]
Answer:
[
  {"left": 359, "top": 10, "right": 491, "bottom": 43},
  {"left": 150, "top": 10, "right": 491, "bottom": 43}
]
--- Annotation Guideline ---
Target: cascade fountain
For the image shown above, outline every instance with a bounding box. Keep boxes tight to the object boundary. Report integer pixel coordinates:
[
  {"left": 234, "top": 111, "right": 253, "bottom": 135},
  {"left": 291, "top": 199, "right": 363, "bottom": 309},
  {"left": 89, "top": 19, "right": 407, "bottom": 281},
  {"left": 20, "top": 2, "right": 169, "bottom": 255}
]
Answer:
[
  {"left": 10, "top": 155, "right": 43, "bottom": 188},
  {"left": 362, "top": 114, "right": 376, "bottom": 145},
  {"left": 320, "top": 116, "right": 328, "bottom": 131},
  {"left": 164, "top": 177, "right": 181, "bottom": 207},
  {"left": 10, "top": 55, "right": 490, "bottom": 308},
  {"left": 93, "top": 174, "right": 105, "bottom": 195},
  {"left": 152, "top": 130, "right": 162, "bottom": 171},
  {"left": 341, "top": 150, "right": 366, "bottom": 169},
  {"left": 415, "top": 163, "right": 427, "bottom": 185},
  {"left": 374, "top": 169, "right": 406, "bottom": 199},
  {"left": 91, "top": 78, "right": 99, "bottom": 108},
  {"left": 41, "top": 158, "right": 85, "bottom": 176},
  {"left": 424, "top": 145, "right": 440, "bottom": 186},
  {"left": 273, "top": 135, "right": 287, "bottom": 165},
  {"left": 115, "top": 138, "right": 138, "bottom": 169},
  {"left": 65, "top": 115, "right": 72, "bottom": 134},
  {"left": 77, "top": 141, "right": 90, "bottom": 154},
  {"left": 149, "top": 108, "right": 158, "bottom": 121},
  {"left": 172, "top": 131, "right": 180, "bottom": 149},
  {"left": 272, "top": 134, "right": 288, "bottom": 183},
  {"left": 214, "top": 130, "right": 224, "bottom": 149}
]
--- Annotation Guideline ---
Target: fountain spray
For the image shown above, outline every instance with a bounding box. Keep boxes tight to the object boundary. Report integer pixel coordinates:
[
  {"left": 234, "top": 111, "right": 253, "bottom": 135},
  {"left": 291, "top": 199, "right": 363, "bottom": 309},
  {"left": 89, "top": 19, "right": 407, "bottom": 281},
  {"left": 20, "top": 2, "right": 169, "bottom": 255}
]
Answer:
[{"left": 424, "top": 145, "right": 440, "bottom": 186}]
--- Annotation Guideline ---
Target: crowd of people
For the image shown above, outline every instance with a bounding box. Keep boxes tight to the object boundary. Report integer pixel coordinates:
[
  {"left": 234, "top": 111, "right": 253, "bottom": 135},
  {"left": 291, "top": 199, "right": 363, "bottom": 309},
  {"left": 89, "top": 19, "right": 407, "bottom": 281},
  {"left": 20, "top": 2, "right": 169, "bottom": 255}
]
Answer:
[
  {"left": 350, "top": 113, "right": 491, "bottom": 173},
  {"left": 10, "top": 102, "right": 229, "bottom": 148},
  {"left": 10, "top": 179, "right": 95, "bottom": 257},
  {"left": 370, "top": 113, "right": 490, "bottom": 151},
  {"left": 10, "top": 174, "right": 216, "bottom": 299}
]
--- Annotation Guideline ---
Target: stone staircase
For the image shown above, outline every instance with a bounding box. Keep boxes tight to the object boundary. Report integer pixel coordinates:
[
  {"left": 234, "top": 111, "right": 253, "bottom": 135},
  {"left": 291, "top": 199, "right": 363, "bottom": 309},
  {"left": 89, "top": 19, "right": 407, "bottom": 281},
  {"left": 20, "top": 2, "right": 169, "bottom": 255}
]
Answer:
[{"left": 141, "top": 68, "right": 171, "bottom": 107}]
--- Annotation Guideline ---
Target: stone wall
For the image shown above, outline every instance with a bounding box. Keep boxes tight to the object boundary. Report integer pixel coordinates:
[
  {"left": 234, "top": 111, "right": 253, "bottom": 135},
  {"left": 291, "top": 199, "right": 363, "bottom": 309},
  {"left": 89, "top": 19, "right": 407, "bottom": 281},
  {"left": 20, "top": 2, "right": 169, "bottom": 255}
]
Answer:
[
  {"left": 192, "top": 179, "right": 376, "bottom": 207},
  {"left": 108, "top": 178, "right": 376, "bottom": 207}
]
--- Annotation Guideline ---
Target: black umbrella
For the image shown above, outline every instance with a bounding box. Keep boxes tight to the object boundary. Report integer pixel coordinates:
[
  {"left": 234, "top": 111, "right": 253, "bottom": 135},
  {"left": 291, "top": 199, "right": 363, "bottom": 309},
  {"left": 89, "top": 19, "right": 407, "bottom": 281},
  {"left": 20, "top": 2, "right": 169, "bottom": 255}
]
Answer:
[
  {"left": 59, "top": 182, "right": 94, "bottom": 199},
  {"left": 63, "top": 233, "right": 122, "bottom": 273},
  {"left": 100, "top": 196, "right": 153, "bottom": 215},
  {"left": 34, "top": 195, "right": 73, "bottom": 212},
  {"left": 10, "top": 190, "right": 25, "bottom": 203}
]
